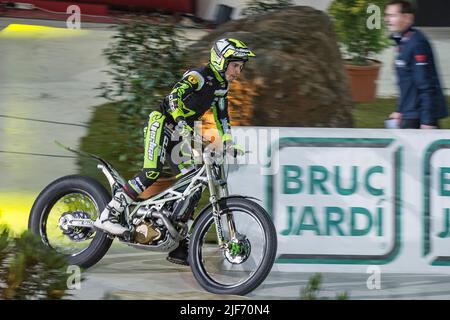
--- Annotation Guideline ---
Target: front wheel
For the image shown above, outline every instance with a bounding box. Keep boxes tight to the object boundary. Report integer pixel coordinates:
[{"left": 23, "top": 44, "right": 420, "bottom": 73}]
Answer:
[{"left": 189, "top": 198, "right": 277, "bottom": 295}]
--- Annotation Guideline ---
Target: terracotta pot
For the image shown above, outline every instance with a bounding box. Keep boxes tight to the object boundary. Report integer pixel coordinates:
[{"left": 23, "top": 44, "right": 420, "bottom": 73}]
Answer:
[
  {"left": 344, "top": 60, "right": 382, "bottom": 103},
  {"left": 138, "top": 176, "right": 177, "bottom": 200}
]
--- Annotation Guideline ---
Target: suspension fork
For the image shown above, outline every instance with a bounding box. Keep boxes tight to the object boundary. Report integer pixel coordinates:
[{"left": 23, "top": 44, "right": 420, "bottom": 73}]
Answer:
[
  {"left": 205, "top": 161, "right": 237, "bottom": 248},
  {"left": 218, "top": 163, "right": 238, "bottom": 241}
]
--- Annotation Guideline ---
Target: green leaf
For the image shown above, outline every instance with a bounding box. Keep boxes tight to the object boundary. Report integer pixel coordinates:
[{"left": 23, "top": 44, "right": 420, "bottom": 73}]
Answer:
[{"left": 328, "top": 0, "right": 389, "bottom": 62}]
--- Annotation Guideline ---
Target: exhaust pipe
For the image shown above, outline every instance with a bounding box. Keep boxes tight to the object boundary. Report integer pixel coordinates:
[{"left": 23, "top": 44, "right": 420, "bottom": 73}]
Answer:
[{"left": 152, "top": 210, "right": 184, "bottom": 241}]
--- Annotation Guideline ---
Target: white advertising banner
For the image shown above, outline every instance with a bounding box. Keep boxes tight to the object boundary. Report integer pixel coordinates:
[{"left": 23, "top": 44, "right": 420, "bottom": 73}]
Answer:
[{"left": 227, "top": 127, "right": 450, "bottom": 273}]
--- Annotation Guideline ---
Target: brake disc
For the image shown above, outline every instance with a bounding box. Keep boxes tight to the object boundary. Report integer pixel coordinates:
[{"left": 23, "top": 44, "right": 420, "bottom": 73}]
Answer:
[{"left": 223, "top": 236, "right": 251, "bottom": 264}]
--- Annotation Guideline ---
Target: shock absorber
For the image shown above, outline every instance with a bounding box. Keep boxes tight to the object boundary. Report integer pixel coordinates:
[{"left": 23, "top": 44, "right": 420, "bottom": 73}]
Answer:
[{"left": 172, "top": 188, "right": 202, "bottom": 222}]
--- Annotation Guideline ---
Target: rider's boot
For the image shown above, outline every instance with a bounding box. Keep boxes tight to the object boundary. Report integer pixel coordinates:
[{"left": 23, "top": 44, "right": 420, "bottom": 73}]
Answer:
[
  {"left": 94, "top": 189, "right": 132, "bottom": 236},
  {"left": 167, "top": 237, "right": 189, "bottom": 266}
]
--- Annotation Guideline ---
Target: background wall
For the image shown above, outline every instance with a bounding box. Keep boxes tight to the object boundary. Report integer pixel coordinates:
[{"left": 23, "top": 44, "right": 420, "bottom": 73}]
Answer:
[
  {"left": 227, "top": 126, "right": 450, "bottom": 274},
  {"left": 195, "top": 0, "right": 332, "bottom": 21}
]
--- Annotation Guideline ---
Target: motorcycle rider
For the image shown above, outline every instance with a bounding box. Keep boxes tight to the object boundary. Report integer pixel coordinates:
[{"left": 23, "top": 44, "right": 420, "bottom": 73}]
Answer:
[{"left": 94, "top": 38, "right": 255, "bottom": 265}]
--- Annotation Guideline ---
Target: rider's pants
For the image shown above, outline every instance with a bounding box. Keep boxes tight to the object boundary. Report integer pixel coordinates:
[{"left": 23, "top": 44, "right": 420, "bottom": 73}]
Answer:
[{"left": 123, "top": 111, "right": 194, "bottom": 199}]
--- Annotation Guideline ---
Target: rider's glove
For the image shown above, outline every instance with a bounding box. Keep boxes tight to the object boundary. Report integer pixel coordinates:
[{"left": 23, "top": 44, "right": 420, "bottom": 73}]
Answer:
[
  {"left": 225, "top": 143, "right": 245, "bottom": 158},
  {"left": 176, "top": 117, "right": 193, "bottom": 139}
]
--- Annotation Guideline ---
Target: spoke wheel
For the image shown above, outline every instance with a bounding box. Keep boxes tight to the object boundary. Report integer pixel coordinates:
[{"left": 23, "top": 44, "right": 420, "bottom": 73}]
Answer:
[
  {"left": 189, "top": 198, "right": 277, "bottom": 295},
  {"left": 29, "top": 175, "right": 113, "bottom": 268}
]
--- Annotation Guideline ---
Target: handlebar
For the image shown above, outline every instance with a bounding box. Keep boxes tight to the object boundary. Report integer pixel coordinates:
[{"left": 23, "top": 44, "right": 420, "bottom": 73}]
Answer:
[{"left": 165, "top": 124, "right": 250, "bottom": 161}]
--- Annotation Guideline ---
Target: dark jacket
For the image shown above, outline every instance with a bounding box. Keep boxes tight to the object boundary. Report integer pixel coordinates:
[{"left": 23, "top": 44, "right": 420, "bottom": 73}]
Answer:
[
  {"left": 392, "top": 27, "right": 448, "bottom": 124},
  {"left": 160, "top": 64, "right": 231, "bottom": 138}
]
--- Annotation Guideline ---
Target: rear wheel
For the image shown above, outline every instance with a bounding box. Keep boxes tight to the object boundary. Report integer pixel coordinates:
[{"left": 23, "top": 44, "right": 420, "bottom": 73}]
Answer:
[
  {"left": 28, "top": 175, "right": 113, "bottom": 268},
  {"left": 189, "top": 198, "right": 277, "bottom": 295}
]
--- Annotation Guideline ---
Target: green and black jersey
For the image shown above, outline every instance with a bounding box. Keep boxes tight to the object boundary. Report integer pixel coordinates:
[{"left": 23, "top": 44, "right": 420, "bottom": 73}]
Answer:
[{"left": 160, "top": 64, "right": 232, "bottom": 142}]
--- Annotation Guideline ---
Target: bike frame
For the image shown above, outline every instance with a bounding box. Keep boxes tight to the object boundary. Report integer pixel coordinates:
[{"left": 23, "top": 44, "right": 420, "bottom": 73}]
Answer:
[{"left": 97, "top": 145, "right": 236, "bottom": 247}]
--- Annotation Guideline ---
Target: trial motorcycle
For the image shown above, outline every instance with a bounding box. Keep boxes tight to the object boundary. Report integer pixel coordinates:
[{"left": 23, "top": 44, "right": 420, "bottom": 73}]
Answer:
[{"left": 28, "top": 135, "right": 277, "bottom": 295}]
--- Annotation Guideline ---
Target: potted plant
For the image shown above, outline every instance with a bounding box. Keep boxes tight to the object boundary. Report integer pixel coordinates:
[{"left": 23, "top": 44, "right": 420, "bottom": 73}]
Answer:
[{"left": 328, "top": 0, "right": 390, "bottom": 102}]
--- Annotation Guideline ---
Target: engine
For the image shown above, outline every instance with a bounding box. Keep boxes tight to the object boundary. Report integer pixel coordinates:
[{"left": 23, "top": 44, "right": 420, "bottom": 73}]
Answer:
[
  {"left": 134, "top": 221, "right": 162, "bottom": 245},
  {"left": 131, "top": 202, "right": 190, "bottom": 247}
]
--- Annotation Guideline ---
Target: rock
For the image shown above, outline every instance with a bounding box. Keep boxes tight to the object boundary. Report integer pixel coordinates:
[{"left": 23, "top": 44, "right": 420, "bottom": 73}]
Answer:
[{"left": 185, "top": 6, "right": 353, "bottom": 128}]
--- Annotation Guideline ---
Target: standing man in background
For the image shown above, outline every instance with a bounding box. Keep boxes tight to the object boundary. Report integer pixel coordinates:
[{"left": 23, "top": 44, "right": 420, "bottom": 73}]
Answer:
[{"left": 385, "top": 0, "right": 448, "bottom": 129}]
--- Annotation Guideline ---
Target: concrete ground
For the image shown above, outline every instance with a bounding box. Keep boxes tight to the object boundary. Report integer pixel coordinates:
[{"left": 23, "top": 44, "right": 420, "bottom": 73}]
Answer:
[
  {"left": 0, "top": 18, "right": 114, "bottom": 194},
  {"left": 70, "top": 242, "right": 450, "bottom": 300}
]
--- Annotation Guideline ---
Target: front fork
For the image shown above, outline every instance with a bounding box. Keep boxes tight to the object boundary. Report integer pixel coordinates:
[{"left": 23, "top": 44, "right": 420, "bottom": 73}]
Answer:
[{"left": 205, "top": 161, "right": 237, "bottom": 248}]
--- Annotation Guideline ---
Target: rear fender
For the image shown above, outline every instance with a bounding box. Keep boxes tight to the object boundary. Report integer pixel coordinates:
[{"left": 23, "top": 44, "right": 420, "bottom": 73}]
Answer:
[{"left": 55, "top": 140, "right": 126, "bottom": 193}]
